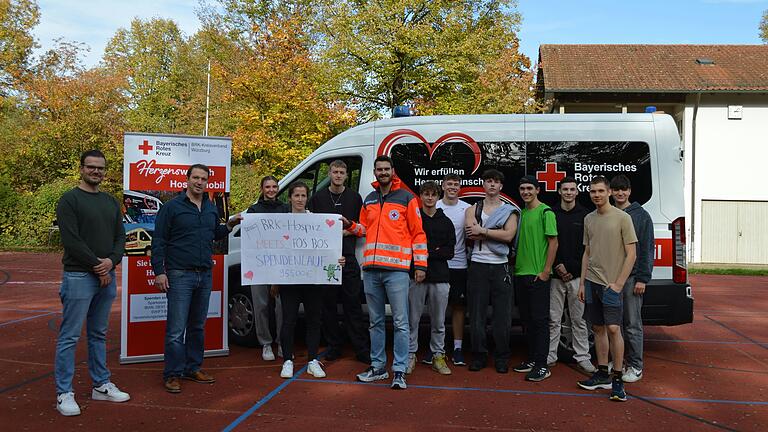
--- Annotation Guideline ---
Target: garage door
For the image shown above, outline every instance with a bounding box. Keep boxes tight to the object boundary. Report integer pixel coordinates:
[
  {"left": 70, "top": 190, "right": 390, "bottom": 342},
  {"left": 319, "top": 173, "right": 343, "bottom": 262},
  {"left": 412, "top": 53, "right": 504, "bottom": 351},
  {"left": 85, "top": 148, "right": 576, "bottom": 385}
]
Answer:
[{"left": 701, "top": 200, "right": 768, "bottom": 264}]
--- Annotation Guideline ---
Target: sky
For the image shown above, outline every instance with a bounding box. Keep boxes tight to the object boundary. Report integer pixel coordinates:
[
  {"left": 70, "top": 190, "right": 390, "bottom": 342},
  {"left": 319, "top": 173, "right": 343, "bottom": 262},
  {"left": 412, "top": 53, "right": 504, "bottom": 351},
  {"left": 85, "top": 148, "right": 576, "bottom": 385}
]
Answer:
[{"left": 32, "top": 0, "right": 768, "bottom": 68}]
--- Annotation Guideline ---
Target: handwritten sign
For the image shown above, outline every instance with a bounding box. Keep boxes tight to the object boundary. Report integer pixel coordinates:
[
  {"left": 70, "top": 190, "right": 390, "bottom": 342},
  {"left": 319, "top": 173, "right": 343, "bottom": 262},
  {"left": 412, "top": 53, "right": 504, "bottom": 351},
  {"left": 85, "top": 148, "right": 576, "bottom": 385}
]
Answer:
[{"left": 241, "top": 213, "right": 343, "bottom": 285}]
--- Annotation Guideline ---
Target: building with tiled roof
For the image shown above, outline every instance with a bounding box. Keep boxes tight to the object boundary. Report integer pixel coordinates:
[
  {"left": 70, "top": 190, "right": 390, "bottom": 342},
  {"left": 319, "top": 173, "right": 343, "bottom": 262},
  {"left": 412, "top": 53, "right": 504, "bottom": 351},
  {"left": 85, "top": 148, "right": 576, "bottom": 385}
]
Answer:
[{"left": 537, "top": 44, "right": 768, "bottom": 265}]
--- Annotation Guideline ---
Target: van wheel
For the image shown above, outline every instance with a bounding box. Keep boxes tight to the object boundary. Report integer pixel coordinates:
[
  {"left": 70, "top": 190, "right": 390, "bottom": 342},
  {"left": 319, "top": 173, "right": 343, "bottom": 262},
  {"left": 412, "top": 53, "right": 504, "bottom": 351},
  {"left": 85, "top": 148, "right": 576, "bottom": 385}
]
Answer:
[
  {"left": 557, "top": 309, "right": 595, "bottom": 363},
  {"left": 228, "top": 284, "right": 260, "bottom": 347}
]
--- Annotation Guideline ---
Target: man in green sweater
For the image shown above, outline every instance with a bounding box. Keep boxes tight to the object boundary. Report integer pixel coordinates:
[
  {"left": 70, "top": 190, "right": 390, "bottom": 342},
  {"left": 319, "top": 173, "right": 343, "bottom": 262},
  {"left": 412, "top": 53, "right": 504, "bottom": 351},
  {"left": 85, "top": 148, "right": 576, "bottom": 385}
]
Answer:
[{"left": 54, "top": 150, "right": 130, "bottom": 416}]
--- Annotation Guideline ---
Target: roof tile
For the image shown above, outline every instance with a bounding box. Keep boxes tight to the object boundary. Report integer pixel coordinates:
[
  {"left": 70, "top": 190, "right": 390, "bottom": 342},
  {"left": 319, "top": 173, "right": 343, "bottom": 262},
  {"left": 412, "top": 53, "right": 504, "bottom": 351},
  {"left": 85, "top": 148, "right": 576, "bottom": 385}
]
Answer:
[{"left": 539, "top": 45, "right": 768, "bottom": 92}]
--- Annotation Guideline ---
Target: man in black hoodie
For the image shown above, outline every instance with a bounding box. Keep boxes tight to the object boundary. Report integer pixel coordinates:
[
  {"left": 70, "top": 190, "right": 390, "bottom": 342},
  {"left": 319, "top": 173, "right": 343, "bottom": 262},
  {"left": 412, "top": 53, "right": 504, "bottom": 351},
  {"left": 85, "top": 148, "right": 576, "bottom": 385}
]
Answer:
[
  {"left": 407, "top": 181, "right": 456, "bottom": 376},
  {"left": 547, "top": 177, "right": 596, "bottom": 375},
  {"left": 610, "top": 175, "right": 654, "bottom": 383},
  {"left": 246, "top": 176, "right": 289, "bottom": 361},
  {"left": 308, "top": 160, "right": 370, "bottom": 364}
]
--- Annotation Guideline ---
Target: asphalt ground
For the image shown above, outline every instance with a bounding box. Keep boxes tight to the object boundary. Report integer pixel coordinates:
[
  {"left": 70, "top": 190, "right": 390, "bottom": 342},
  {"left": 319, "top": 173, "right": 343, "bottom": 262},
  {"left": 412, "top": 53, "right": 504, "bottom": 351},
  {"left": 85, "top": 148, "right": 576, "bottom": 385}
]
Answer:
[{"left": 0, "top": 252, "right": 766, "bottom": 431}]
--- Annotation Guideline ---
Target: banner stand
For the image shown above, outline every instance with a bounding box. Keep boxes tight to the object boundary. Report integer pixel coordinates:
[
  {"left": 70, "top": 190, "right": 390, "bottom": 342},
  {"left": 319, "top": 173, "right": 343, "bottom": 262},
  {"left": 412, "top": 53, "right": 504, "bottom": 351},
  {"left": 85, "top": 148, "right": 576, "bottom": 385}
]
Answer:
[{"left": 119, "top": 133, "right": 232, "bottom": 364}]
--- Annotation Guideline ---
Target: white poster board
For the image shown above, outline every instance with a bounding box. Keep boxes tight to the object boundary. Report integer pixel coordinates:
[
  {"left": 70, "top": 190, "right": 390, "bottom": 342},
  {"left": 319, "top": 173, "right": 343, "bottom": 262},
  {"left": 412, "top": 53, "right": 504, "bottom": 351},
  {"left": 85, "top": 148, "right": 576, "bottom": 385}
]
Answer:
[{"left": 241, "top": 213, "right": 343, "bottom": 285}]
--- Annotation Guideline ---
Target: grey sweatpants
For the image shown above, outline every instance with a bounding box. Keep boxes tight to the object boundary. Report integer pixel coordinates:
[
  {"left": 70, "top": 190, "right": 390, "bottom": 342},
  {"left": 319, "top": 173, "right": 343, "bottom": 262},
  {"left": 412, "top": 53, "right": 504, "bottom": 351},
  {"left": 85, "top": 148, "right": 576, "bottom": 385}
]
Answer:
[
  {"left": 548, "top": 278, "right": 591, "bottom": 364},
  {"left": 622, "top": 276, "right": 644, "bottom": 370},
  {"left": 408, "top": 280, "right": 450, "bottom": 355},
  {"left": 250, "top": 285, "right": 282, "bottom": 346}
]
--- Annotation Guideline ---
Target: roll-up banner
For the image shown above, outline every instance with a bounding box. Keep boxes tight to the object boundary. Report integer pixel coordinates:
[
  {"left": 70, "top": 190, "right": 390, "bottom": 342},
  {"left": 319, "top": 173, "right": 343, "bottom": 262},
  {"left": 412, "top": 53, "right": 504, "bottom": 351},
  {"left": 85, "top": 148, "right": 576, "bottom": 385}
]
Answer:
[{"left": 120, "top": 132, "right": 232, "bottom": 364}]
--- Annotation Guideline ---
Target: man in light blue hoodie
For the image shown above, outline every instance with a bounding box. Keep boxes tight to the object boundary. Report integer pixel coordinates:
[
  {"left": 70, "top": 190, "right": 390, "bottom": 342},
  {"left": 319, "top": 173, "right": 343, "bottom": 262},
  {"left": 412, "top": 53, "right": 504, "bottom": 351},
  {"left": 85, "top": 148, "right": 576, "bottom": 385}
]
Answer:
[
  {"left": 610, "top": 175, "right": 654, "bottom": 383},
  {"left": 464, "top": 169, "right": 519, "bottom": 373}
]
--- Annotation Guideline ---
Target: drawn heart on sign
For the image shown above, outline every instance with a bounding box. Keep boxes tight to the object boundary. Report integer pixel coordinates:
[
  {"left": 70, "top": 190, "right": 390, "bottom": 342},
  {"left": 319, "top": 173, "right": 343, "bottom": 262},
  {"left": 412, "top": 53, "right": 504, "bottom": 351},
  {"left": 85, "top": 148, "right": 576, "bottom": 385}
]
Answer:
[
  {"left": 325, "top": 219, "right": 335, "bottom": 227},
  {"left": 244, "top": 271, "right": 254, "bottom": 280},
  {"left": 283, "top": 234, "right": 290, "bottom": 240}
]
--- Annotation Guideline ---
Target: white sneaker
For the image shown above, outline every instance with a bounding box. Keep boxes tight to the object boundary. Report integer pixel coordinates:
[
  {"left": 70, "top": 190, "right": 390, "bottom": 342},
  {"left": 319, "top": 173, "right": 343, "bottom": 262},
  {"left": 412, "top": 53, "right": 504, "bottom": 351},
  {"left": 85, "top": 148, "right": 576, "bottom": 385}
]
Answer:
[
  {"left": 262, "top": 344, "right": 275, "bottom": 361},
  {"left": 92, "top": 382, "right": 130, "bottom": 402},
  {"left": 577, "top": 360, "right": 597, "bottom": 375},
  {"left": 277, "top": 345, "right": 283, "bottom": 358},
  {"left": 622, "top": 366, "right": 643, "bottom": 383},
  {"left": 307, "top": 359, "right": 326, "bottom": 378},
  {"left": 280, "top": 360, "right": 294, "bottom": 378},
  {"left": 406, "top": 353, "right": 416, "bottom": 374},
  {"left": 56, "top": 392, "right": 81, "bottom": 416}
]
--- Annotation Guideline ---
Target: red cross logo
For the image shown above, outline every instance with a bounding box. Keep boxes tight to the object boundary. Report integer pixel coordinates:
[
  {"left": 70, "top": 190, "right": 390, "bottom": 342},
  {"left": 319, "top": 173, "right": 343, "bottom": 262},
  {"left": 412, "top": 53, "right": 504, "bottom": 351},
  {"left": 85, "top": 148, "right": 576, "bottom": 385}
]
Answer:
[
  {"left": 536, "top": 162, "right": 566, "bottom": 192},
  {"left": 138, "top": 140, "right": 153, "bottom": 155}
]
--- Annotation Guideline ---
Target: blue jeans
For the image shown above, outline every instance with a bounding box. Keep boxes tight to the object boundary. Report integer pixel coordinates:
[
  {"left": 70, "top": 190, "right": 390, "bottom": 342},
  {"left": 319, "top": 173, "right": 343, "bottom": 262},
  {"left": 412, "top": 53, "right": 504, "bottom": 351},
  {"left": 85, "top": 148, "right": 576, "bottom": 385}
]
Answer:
[
  {"left": 363, "top": 270, "right": 410, "bottom": 372},
  {"left": 164, "top": 269, "right": 212, "bottom": 379},
  {"left": 55, "top": 271, "right": 116, "bottom": 395}
]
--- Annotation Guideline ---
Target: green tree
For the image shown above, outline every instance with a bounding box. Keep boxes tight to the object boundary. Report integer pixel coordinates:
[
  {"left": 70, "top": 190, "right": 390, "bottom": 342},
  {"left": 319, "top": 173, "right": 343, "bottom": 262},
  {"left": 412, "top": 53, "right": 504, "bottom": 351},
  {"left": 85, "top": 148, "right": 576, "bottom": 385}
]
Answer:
[
  {"left": 761, "top": 10, "right": 768, "bottom": 43},
  {"left": 198, "top": 3, "right": 355, "bottom": 174},
  {"left": 316, "top": 0, "right": 531, "bottom": 118},
  {"left": 219, "top": 16, "right": 355, "bottom": 174},
  {"left": 0, "top": 0, "right": 39, "bottom": 93},
  {"left": 1, "top": 40, "right": 126, "bottom": 192},
  {"left": 104, "top": 18, "right": 209, "bottom": 135}
]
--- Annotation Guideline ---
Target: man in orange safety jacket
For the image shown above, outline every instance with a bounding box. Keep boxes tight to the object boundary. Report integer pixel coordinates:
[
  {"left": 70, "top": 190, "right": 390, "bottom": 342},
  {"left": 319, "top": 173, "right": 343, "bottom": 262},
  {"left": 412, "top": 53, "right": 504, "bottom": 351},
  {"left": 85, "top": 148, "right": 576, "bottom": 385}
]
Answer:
[{"left": 342, "top": 155, "right": 427, "bottom": 390}]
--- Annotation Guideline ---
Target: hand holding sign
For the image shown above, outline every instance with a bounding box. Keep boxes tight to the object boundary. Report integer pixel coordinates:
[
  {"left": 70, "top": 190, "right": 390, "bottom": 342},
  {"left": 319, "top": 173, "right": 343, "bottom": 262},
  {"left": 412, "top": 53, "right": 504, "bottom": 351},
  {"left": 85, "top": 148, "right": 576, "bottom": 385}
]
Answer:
[{"left": 241, "top": 213, "right": 343, "bottom": 285}]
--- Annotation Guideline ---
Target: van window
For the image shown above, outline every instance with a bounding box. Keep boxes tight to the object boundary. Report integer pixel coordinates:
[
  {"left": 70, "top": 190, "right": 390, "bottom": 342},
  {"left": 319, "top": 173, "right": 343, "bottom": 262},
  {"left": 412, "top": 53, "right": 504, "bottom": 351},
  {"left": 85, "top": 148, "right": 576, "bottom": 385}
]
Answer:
[
  {"left": 278, "top": 157, "right": 363, "bottom": 203},
  {"left": 396, "top": 139, "right": 651, "bottom": 209},
  {"left": 527, "top": 141, "right": 652, "bottom": 208}
]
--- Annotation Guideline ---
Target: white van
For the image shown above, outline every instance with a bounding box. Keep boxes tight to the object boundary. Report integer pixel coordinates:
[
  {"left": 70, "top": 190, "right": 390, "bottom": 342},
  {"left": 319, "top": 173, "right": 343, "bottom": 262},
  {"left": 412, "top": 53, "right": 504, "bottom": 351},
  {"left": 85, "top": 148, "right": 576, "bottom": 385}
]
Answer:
[{"left": 227, "top": 114, "right": 693, "bottom": 347}]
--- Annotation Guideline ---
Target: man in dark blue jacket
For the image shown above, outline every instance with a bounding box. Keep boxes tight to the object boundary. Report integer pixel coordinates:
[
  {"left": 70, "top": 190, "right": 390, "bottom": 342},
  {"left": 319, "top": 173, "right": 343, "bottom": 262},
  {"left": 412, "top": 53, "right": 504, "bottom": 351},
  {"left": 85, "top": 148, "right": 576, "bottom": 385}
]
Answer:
[
  {"left": 610, "top": 175, "right": 654, "bottom": 383},
  {"left": 152, "top": 164, "right": 241, "bottom": 393}
]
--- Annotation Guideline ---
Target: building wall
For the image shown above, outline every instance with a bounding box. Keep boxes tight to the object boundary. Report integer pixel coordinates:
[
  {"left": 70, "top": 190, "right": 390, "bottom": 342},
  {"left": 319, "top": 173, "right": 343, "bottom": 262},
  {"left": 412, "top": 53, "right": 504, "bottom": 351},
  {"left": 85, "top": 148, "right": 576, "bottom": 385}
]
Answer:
[{"left": 682, "top": 93, "right": 768, "bottom": 263}]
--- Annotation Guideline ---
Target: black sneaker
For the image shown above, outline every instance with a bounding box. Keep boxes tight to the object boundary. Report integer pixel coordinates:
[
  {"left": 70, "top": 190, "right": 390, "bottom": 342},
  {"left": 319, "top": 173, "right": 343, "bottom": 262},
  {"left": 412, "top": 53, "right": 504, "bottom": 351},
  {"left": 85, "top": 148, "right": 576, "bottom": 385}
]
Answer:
[
  {"left": 421, "top": 351, "right": 434, "bottom": 365},
  {"left": 355, "top": 352, "right": 371, "bottom": 364},
  {"left": 391, "top": 371, "right": 407, "bottom": 390},
  {"left": 452, "top": 348, "right": 466, "bottom": 366},
  {"left": 525, "top": 367, "right": 551, "bottom": 382},
  {"left": 610, "top": 378, "right": 627, "bottom": 402},
  {"left": 356, "top": 366, "right": 389, "bottom": 382},
  {"left": 578, "top": 371, "right": 612, "bottom": 390},
  {"left": 513, "top": 361, "right": 535, "bottom": 373},
  {"left": 324, "top": 348, "right": 341, "bottom": 361},
  {"left": 468, "top": 354, "right": 487, "bottom": 371},
  {"left": 495, "top": 359, "right": 509, "bottom": 374}
]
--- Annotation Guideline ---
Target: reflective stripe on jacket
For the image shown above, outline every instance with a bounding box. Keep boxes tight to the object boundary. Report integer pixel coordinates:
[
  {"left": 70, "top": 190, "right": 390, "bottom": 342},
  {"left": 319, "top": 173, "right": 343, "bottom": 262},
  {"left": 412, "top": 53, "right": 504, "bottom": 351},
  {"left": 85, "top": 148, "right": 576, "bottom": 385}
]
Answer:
[{"left": 347, "top": 177, "right": 428, "bottom": 272}]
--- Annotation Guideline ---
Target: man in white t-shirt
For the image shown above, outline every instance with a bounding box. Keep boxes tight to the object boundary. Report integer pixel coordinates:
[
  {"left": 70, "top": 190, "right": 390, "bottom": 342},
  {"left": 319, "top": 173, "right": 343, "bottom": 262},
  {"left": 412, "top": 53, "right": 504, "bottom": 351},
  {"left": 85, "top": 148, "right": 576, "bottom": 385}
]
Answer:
[{"left": 436, "top": 174, "right": 471, "bottom": 366}]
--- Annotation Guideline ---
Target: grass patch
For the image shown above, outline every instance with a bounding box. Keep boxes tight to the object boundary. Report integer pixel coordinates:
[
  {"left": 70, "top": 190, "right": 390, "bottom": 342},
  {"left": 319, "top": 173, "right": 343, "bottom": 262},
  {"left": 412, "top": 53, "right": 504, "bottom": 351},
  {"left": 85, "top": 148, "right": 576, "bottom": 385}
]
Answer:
[
  {"left": 0, "top": 246, "right": 60, "bottom": 253},
  {"left": 689, "top": 267, "right": 768, "bottom": 276}
]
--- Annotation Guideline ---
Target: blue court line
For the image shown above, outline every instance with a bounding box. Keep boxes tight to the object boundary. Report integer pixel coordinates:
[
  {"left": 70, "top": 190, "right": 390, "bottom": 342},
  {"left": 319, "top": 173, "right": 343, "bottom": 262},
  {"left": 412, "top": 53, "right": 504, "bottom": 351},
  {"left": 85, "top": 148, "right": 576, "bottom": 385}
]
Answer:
[
  {"left": 645, "top": 338, "right": 768, "bottom": 346},
  {"left": 221, "top": 362, "right": 311, "bottom": 432},
  {"left": 0, "top": 312, "right": 57, "bottom": 328},
  {"left": 292, "top": 378, "right": 768, "bottom": 407},
  {"left": 0, "top": 307, "right": 60, "bottom": 314}
]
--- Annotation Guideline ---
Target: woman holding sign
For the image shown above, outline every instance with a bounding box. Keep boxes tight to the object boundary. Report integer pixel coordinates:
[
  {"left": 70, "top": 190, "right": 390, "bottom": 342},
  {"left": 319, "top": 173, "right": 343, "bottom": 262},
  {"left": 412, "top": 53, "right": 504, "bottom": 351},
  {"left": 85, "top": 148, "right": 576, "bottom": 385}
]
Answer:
[
  {"left": 276, "top": 181, "right": 342, "bottom": 379},
  {"left": 246, "top": 176, "right": 288, "bottom": 362}
]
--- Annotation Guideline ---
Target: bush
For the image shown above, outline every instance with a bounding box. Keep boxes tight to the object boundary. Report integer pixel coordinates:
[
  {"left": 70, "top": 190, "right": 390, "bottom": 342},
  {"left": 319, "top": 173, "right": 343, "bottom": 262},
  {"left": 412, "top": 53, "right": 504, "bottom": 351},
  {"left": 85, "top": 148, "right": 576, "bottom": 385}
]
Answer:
[{"left": 0, "top": 177, "right": 78, "bottom": 247}]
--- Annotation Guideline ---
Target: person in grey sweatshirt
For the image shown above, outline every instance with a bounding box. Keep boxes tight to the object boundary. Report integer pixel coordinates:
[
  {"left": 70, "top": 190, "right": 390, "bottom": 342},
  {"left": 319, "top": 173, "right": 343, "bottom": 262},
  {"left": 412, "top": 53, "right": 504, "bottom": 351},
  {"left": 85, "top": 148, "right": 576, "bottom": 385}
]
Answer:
[{"left": 610, "top": 175, "right": 654, "bottom": 383}]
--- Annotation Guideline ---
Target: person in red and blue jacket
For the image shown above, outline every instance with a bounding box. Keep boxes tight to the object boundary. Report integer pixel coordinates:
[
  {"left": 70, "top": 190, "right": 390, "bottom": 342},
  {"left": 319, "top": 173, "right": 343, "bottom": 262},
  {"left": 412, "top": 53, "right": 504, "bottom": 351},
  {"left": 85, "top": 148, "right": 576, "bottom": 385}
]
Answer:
[{"left": 342, "top": 155, "right": 427, "bottom": 390}]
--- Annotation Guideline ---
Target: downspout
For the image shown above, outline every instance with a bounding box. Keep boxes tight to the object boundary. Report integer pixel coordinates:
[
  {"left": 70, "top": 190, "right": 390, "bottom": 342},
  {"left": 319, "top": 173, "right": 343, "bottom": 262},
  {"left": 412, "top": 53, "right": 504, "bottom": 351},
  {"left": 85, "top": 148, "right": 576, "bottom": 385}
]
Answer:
[{"left": 690, "top": 92, "right": 701, "bottom": 262}]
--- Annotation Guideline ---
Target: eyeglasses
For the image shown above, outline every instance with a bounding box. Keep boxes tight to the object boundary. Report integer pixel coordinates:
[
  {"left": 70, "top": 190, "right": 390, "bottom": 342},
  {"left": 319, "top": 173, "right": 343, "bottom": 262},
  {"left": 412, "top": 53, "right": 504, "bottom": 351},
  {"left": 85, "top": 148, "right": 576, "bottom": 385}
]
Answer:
[{"left": 83, "top": 165, "right": 106, "bottom": 172}]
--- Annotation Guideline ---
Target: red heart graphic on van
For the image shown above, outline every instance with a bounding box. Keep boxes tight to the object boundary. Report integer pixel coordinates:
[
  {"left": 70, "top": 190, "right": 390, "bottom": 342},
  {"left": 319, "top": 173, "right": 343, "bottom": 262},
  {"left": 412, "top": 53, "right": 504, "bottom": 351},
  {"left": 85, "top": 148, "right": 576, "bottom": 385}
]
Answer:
[
  {"left": 377, "top": 129, "right": 483, "bottom": 200},
  {"left": 325, "top": 219, "right": 335, "bottom": 227},
  {"left": 283, "top": 234, "right": 290, "bottom": 240},
  {"left": 244, "top": 271, "right": 254, "bottom": 280},
  {"left": 377, "top": 129, "right": 482, "bottom": 174}
]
